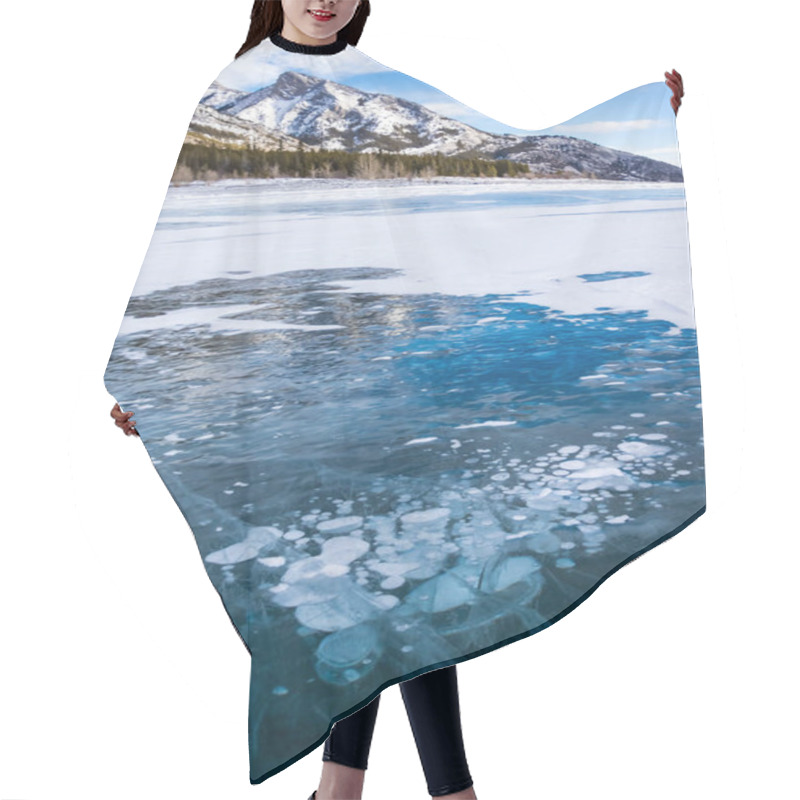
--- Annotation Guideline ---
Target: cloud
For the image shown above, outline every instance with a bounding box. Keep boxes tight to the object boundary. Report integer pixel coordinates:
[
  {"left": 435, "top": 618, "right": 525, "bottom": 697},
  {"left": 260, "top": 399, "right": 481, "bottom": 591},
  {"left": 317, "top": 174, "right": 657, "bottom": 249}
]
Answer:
[
  {"left": 638, "top": 147, "right": 681, "bottom": 157},
  {"left": 337, "top": 49, "right": 398, "bottom": 78},
  {"left": 214, "top": 44, "right": 396, "bottom": 92},
  {"left": 421, "top": 100, "right": 481, "bottom": 120},
  {"left": 634, "top": 147, "right": 680, "bottom": 165},
  {"left": 549, "top": 118, "right": 663, "bottom": 134}
]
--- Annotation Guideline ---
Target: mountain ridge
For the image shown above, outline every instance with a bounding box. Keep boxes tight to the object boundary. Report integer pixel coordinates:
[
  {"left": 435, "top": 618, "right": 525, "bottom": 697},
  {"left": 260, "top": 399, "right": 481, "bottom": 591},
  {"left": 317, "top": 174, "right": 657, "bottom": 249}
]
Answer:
[{"left": 189, "top": 73, "right": 681, "bottom": 182}]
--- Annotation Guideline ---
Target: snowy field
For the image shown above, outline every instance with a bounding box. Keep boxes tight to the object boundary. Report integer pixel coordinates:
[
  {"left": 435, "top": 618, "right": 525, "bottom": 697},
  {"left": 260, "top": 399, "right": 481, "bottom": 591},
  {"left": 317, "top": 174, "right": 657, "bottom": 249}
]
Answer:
[{"left": 118, "top": 177, "right": 696, "bottom": 332}]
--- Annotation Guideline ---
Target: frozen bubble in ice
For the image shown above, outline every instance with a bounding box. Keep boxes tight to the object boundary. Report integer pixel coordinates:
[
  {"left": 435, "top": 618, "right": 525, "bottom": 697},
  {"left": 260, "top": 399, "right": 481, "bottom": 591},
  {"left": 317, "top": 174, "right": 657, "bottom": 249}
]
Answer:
[
  {"left": 605, "top": 515, "right": 630, "bottom": 524},
  {"left": 205, "top": 526, "right": 281, "bottom": 565},
  {"left": 639, "top": 433, "right": 669, "bottom": 441},
  {"left": 317, "top": 516, "right": 364, "bottom": 534},
  {"left": 322, "top": 563, "right": 351, "bottom": 577},
  {"left": 269, "top": 581, "right": 339, "bottom": 608},
  {"left": 373, "top": 561, "right": 421, "bottom": 577},
  {"left": 381, "top": 575, "right": 405, "bottom": 590},
  {"left": 405, "top": 572, "right": 476, "bottom": 613},
  {"left": 455, "top": 420, "right": 516, "bottom": 429},
  {"left": 558, "top": 445, "right": 581, "bottom": 456},
  {"left": 248, "top": 526, "right": 281, "bottom": 545},
  {"left": 570, "top": 465, "right": 629, "bottom": 481},
  {"left": 555, "top": 558, "right": 575, "bottom": 569},
  {"left": 257, "top": 556, "right": 286, "bottom": 568},
  {"left": 400, "top": 547, "right": 447, "bottom": 580},
  {"left": 315, "top": 623, "right": 382, "bottom": 684},
  {"left": 369, "top": 515, "right": 397, "bottom": 538},
  {"left": 297, "top": 584, "right": 383, "bottom": 632},
  {"left": 321, "top": 536, "right": 370, "bottom": 565},
  {"left": 401, "top": 507, "right": 451, "bottom": 527},
  {"left": 283, "top": 556, "right": 332, "bottom": 583},
  {"left": 579, "top": 523, "right": 602, "bottom": 533},
  {"left": 482, "top": 555, "right": 542, "bottom": 593},
  {"left": 525, "top": 488, "right": 563, "bottom": 511},
  {"left": 272, "top": 686, "right": 289, "bottom": 696},
  {"left": 618, "top": 441, "right": 671, "bottom": 458},
  {"left": 525, "top": 532, "right": 562, "bottom": 554},
  {"left": 560, "top": 460, "right": 587, "bottom": 471},
  {"left": 581, "top": 529, "right": 606, "bottom": 546}
]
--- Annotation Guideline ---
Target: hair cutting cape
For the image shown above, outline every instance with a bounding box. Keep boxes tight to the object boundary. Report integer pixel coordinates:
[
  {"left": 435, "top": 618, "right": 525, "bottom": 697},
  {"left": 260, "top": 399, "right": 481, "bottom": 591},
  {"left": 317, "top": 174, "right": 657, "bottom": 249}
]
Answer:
[{"left": 103, "top": 29, "right": 706, "bottom": 785}]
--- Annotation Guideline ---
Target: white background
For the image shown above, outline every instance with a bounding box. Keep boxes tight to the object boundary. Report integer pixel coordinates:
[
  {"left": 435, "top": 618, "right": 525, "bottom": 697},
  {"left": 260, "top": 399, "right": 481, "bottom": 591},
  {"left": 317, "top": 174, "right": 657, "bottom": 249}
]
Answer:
[{"left": 2, "top": 1, "right": 796, "bottom": 798}]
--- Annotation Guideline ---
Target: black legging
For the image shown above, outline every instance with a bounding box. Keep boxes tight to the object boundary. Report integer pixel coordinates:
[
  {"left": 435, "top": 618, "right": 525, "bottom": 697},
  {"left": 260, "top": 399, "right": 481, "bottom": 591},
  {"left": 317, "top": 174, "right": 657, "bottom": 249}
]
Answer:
[{"left": 323, "top": 664, "right": 474, "bottom": 797}]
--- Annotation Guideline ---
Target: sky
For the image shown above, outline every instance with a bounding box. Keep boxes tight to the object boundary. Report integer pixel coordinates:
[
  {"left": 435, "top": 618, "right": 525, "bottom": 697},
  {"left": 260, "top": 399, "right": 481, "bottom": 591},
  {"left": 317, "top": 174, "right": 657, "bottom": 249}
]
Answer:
[{"left": 215, "top": 41, "right": 681, "bottom": 167}]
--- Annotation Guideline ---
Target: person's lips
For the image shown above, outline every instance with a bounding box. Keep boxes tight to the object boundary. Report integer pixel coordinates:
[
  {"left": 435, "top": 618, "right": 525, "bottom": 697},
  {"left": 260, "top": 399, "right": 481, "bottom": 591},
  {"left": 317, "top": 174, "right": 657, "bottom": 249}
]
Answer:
[{"left": 308, "top": 9, "right": 335, "bottom": 21}]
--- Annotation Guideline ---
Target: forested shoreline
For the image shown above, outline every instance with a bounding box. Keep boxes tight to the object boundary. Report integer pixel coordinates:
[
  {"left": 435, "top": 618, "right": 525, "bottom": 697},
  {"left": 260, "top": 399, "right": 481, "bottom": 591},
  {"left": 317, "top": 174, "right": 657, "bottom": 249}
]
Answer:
[{"left": 171, "top": 141, "right": 535, "bottom": 184}]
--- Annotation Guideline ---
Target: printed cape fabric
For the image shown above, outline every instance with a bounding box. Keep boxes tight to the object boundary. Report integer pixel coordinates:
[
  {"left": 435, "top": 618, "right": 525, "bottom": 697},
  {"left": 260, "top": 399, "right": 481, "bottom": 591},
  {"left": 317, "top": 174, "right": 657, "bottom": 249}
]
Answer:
[{"left": 103, "top": 30, "right": 706, "bottom": 785}]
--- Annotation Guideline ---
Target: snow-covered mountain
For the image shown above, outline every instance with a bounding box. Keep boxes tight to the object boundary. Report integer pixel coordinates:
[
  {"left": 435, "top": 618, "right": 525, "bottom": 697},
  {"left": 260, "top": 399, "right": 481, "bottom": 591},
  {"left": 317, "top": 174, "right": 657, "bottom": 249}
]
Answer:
[
  {"left": 185, "top": 101, "right": 306, "bottom": 152},
  {"left": 190, "top": 74, "right": 681, "bottom": 181}
]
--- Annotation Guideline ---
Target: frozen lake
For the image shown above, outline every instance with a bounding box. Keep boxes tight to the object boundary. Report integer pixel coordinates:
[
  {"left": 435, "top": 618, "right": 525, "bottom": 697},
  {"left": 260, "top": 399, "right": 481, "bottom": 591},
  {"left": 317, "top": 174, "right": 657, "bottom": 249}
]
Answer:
[{"left": 104, "top": 176, "right": 705, "bottom": 775}]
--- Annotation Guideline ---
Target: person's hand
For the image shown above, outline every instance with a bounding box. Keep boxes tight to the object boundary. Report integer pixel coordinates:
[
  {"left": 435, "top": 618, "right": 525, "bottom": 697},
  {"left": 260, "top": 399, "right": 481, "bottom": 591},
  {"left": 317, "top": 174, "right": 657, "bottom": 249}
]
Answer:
[
  {"left": 110, "top": 402, "right": 139, "bottom": 437},
  {"left": 665, "top": 69, "right": 684, "bottom": 116}
]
